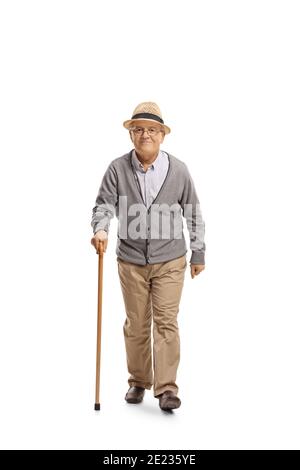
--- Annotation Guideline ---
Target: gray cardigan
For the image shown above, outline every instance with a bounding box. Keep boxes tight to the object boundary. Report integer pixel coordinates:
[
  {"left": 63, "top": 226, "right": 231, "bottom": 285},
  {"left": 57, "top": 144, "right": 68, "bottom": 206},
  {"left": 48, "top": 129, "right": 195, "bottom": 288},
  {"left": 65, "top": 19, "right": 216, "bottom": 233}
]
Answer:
[{"left": 91, "top": 149, "right": 205, "bottom": 265}]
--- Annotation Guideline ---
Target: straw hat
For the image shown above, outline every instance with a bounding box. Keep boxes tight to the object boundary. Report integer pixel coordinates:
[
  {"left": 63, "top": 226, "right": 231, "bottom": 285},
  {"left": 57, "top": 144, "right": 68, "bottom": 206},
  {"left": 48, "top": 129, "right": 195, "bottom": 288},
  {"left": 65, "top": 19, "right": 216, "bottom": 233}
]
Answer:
[{"left": 123, "top": 102, "right": 171, "bottom": 134}]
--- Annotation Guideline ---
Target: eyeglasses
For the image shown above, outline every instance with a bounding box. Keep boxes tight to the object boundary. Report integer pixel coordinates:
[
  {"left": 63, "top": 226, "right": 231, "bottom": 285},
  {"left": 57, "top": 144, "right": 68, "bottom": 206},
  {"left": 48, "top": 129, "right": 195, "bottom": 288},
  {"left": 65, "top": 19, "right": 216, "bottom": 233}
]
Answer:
[{"left": 130, "top": 126, "right": 163, "bottom": 136}]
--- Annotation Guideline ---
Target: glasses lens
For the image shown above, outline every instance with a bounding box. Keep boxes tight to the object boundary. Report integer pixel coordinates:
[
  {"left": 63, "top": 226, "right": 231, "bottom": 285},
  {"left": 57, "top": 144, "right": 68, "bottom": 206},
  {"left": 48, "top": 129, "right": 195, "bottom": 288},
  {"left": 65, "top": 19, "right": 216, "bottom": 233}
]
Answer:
[{"left": 132, "top": 127, "right": 160, "bottom": 135}]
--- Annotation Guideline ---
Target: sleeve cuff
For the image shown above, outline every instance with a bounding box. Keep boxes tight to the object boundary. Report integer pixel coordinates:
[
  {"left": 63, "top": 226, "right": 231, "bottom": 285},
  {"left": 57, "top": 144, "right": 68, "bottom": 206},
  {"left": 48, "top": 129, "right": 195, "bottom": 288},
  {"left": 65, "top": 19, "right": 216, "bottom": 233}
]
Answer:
[
  {"left": 190, "top": 251, "right": 205, "bottom": 265},
  {"left": 94, "top": 223, "right": 109, "bottom": 235}
]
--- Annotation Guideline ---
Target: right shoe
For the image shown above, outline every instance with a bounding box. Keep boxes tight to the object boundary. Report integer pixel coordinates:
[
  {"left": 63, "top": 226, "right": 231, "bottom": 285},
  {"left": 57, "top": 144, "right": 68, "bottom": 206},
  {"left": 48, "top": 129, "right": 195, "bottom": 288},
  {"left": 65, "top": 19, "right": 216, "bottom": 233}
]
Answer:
[
  {"left": 157, "top": 391, "right": 181, "bottom": 411},
  {"left": 125, "top": 386, "right": 145, "bottom": 404}
]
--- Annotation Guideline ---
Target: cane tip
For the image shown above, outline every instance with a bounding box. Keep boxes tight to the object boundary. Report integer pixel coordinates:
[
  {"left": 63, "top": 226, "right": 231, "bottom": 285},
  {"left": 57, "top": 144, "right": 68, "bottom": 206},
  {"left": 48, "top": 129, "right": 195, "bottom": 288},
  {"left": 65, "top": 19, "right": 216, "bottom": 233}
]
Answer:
[{"left": 94, "top": 403, "right": 100, "bottom": 411}]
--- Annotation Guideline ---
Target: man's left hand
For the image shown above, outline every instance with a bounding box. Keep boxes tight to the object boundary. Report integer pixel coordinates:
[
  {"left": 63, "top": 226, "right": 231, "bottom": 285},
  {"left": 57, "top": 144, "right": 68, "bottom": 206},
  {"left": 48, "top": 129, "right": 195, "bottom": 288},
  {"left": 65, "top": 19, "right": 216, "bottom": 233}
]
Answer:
[{"left": 190, "top": 264, "right": 205, "bottom": 279}]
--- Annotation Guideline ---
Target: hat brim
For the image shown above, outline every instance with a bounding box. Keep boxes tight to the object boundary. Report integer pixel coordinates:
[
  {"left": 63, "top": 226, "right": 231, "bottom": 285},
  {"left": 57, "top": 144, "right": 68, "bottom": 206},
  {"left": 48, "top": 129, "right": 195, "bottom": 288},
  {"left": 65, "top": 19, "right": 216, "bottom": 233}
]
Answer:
[{"left": 123, "top": 118, "right": 171, "bottom": 134}]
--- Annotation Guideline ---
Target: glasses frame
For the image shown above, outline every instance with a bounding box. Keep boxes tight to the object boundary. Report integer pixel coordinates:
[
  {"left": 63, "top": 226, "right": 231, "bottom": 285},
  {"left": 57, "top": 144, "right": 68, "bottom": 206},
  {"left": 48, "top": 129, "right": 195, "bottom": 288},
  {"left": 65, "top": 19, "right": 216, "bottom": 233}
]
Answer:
[{"left": 129, "top": 126, "right": 164, "bottom": 137}]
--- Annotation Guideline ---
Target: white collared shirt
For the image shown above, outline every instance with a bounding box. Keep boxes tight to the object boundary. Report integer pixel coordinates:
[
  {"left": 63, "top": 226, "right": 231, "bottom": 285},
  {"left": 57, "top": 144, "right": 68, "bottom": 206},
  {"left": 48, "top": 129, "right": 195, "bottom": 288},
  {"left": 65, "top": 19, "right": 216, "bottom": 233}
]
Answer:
[{"left": 132, "top": 149, "right": 169, "bottom": 208}]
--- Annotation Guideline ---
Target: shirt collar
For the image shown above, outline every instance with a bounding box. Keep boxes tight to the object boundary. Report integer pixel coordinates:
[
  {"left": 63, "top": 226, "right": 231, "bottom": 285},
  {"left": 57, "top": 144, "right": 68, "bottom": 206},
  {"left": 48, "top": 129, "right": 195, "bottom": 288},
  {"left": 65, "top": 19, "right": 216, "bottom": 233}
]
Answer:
[{"left": 132, "top": 149, "right": 164, "bottom": 172}]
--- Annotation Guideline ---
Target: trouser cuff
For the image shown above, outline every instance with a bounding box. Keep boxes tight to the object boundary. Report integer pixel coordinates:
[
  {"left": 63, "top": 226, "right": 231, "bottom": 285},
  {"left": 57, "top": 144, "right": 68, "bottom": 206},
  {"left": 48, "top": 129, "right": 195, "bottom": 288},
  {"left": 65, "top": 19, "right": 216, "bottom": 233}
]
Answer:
[{"left": 129, "top": 380, "right": 153, "bottom": 390}]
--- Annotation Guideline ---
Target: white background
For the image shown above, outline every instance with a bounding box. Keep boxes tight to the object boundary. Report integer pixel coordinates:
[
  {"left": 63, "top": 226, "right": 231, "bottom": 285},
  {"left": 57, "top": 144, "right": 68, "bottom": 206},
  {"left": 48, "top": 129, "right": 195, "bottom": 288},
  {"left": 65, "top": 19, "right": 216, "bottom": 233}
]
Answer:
[{"left": 0, "top": 0, "right": 300, "bottom": 450}]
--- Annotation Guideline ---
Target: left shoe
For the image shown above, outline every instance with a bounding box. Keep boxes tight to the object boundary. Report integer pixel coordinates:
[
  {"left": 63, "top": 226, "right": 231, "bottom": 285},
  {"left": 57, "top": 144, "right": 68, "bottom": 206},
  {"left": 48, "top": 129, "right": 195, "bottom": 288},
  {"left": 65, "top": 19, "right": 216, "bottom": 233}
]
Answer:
[
  {"left": 157, "top": 391, "right": 181, "bottom": 411},
  {"left": 125, "top": 386, "right": 145, "bottom": 404}
]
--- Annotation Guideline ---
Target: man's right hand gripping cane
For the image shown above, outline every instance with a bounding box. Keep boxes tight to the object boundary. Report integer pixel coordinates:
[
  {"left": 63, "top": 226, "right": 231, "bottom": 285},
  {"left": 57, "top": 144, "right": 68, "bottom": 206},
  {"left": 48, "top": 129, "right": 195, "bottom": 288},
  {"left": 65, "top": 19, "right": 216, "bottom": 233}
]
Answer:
[{"left": 91, "top": 230, "right": 108, "bottom": 253}]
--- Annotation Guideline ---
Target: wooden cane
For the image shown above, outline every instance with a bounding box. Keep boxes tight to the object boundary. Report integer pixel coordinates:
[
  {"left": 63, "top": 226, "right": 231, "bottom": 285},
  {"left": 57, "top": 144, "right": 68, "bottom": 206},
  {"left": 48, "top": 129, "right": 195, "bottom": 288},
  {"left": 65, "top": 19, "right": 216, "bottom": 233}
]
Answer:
[{"left": 94, "top": 240, "right": 104, "bottom": 410}]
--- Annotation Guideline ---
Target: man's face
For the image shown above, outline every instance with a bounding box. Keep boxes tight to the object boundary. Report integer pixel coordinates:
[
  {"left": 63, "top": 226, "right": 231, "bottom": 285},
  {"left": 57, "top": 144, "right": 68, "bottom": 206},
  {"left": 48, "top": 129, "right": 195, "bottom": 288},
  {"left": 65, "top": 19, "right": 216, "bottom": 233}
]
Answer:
[{"left": 129, "top": 120, "right": 165, "bottom": 156}]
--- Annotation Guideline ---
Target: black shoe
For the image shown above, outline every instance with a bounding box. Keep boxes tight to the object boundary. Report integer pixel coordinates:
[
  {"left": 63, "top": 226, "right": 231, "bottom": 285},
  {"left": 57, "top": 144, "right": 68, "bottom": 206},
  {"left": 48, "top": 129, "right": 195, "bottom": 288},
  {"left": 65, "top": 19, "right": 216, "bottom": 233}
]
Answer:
[
  {"left": 125, "top": 386, "right": 145, "bottom": 404},
  {"left": 158, "top": 391, "right": 181, "bottom": 410}
]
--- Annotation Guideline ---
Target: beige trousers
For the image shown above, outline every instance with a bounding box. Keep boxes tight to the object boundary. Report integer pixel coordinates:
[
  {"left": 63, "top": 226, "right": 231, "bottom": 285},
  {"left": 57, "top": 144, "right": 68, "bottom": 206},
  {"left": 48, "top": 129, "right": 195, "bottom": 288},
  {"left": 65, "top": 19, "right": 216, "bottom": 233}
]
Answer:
[{"left": 117, "top": 255, "right": 187, "bottom": 396}]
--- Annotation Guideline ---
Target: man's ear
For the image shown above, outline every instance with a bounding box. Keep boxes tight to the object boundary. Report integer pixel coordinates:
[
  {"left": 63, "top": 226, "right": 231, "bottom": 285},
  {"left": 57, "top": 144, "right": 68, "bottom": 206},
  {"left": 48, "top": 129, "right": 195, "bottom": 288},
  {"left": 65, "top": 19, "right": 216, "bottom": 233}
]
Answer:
[{"left": 160, "top": 132, "right": 165, "bottom": 143}]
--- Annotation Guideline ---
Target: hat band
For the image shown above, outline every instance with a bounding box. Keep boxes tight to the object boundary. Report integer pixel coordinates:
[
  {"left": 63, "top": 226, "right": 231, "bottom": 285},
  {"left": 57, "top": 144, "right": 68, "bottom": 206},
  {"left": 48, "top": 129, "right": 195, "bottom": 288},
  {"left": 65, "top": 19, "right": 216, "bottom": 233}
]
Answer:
[{"left": 131, "top": 112, "right": 164, "bottom": 124}]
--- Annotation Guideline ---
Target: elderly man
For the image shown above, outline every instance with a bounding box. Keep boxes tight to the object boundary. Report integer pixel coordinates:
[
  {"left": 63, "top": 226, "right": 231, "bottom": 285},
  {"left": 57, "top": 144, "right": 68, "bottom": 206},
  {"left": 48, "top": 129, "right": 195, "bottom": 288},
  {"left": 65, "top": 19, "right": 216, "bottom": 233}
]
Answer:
[{"left": 91, "top": 102, "right": 205, "bottom": 411}]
